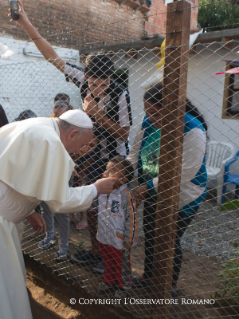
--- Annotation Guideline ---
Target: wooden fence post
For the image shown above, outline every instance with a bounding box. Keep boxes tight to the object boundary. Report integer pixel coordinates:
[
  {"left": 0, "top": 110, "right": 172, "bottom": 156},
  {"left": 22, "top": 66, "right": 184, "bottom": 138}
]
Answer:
[{"left": 150, "top": 0, "right": 191, "bottom": 318}]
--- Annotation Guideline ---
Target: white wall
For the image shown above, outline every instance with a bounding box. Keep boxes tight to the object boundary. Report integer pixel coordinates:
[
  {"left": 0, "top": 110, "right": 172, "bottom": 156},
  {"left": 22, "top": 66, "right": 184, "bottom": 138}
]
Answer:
[
  {"left": 0, "top": 36, "right": 82, "bottom": 122},
  {"left": 188, "top": 43, "right": 239, "bottom": 148},
  {"left": 188, "top": 43, "right": 239, "bottom": 186}
]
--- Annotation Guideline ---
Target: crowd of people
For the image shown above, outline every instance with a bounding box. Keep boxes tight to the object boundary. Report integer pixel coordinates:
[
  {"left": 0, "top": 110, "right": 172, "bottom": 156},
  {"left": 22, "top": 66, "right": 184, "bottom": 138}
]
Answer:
[{"left": 0, "top": 1, "right": 208, "bottom": 318}]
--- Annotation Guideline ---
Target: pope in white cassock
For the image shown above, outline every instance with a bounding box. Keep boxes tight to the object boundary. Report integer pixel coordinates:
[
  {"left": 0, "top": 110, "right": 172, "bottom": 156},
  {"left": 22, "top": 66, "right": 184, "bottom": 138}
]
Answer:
[{"left": 0, "top": 110, "right": 116, "bottom": 319}]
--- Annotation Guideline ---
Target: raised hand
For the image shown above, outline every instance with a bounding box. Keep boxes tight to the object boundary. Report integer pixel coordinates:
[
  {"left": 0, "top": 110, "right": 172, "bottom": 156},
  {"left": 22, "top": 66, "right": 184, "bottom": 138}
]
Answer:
[
  {"left": 8, "top": 0, "right": 30, "bottom": 27},
  {"left": 83, "top": 93, "right": 104, "bottom": 119}
]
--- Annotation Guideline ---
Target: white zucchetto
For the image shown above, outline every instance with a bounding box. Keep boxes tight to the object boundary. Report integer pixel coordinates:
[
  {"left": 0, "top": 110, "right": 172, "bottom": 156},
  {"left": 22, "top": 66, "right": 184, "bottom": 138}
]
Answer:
[{"left": 60, "top": 110, "right": 93, "bottom": 129}]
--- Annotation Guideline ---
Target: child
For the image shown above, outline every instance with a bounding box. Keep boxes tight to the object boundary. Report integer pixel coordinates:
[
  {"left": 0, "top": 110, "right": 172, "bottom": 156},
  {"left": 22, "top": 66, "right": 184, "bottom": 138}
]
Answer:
[
  {"left": 96, "top": 156, "right": 138, "bottom": 298},
  {"left": 52, "top": 100, "right": 70, "bottom": 118}
]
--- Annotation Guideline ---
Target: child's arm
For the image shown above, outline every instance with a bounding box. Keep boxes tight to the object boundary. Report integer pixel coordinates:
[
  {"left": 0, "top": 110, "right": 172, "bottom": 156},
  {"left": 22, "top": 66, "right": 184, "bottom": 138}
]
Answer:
[
  {"left": 122, "top": 189, "right": 138, "bottom": 249},
  {"left": 127, "top": 124, "right": 144, "bottom": 170}
]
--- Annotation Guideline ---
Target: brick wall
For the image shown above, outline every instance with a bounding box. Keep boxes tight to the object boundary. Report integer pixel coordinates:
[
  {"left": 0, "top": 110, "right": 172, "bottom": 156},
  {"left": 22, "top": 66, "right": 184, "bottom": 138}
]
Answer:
[
  {"left": 0, "top": 0, "right": 145, "bottom": 50},
  {"left": 145, "top": 0, "right": 199, "bottom": 38}
]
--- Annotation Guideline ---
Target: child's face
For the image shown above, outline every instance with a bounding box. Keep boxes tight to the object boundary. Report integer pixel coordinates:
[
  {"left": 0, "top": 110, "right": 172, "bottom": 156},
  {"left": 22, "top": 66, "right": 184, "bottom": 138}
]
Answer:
[
  {"left": 86, "top": 77, "right": 111, "bottom": 97},
  {"left": 103, "top": 162, "right": 127, "bottom": 189}
]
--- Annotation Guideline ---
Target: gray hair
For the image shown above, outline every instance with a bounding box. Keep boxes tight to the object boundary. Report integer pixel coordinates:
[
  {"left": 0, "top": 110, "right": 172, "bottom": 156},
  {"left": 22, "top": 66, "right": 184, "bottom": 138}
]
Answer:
[{"left": 58, "top": 119, "right": 92, "bottom": 137}]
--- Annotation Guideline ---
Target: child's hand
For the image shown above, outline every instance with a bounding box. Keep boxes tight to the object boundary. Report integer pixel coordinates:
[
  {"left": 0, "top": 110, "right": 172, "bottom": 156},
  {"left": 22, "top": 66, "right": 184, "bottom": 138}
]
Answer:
[
  {"left": 133, "top": 184, "right": 148, "bottom": 207},
  {"left": 84, "top": 93, "right": 105, "bottom": 120},
  {"left": 8, "top": 0, "right": 30, "bottom": 26},
  {"left": 73, "top": 168, "right": 80, "bottom": 178},
  {"left": 123, "top": 241, "right": 131, "bottom": 250}
]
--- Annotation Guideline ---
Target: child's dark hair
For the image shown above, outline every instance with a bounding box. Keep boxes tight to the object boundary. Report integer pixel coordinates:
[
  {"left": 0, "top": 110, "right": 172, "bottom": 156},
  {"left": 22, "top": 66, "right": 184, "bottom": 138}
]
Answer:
[
  {"left": 54, "top": 93, "right": 70, "bottom": 102},
  {"left": 15, "top": 109, "right": 37, "bottom": 121},
  {"left": 84, "top": 53, "right": 114, "bottom": 79},
  {"left": 53, "top": 101, "right": 70, "bottom": 110},
  {"left": 110, "top": 156, "right": 134, "bottom": 183},
  {"left": 143, "top": 82, "right": 163, "bottom": 107},
  {"left": 144, "top": 82, "right": 208, "bottom": 132}
]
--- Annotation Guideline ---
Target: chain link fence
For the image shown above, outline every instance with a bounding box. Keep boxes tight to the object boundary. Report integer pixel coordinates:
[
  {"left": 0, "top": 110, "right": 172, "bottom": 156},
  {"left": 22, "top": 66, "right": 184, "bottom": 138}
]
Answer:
[{"left": 0, "top": 2, "right": 239, "bottom": 319}]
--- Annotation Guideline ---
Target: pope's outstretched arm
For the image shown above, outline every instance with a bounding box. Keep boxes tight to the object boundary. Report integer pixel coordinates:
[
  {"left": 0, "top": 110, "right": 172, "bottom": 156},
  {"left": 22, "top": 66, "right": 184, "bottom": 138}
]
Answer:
[
  {"left": 9, "top": 0, "right": 66, "bottom": 73},
  {"left": 45, "top": 177, "right": 116, "bottom": 213}
]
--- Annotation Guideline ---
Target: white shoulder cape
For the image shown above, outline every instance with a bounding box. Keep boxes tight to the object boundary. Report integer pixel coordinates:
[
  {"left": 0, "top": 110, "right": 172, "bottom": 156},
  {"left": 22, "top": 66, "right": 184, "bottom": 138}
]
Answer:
[{"left": 0, "top": 117, "right": 74, "bottom": 203}]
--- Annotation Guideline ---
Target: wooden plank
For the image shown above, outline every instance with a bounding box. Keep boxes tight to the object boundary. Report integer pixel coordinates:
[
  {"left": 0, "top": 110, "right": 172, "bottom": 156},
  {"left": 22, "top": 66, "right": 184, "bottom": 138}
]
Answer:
[
  {"left": 222, "top": 62, "right": 232, "bottom": 119},
  {"left": 150, "top": 0, "right": 191, "bottom": 318},
  {"left": 125, "top": 50, "right": 138, "bottom": 59},
  {"left": 154, "top": 48, "right": 161, "bottom": 56},
  {"left": 222, "top": 37, "right": 233, "bottom": 50}
]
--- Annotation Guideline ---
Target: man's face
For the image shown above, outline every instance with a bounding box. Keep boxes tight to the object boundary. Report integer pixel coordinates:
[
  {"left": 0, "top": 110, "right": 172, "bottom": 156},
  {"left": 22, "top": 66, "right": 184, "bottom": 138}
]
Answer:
[
  {"left": 144, "top": 101, "right": 163, "bottom": 128},
  {"left": 67, "top": 129, "right": 93, "bottom": 155},
  {"left": 87, "top": 77, "right": 111, "bottom": 97}
]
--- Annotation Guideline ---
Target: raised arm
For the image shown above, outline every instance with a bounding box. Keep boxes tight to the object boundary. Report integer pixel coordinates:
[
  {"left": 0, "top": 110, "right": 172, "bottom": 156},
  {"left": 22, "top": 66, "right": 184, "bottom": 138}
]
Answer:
[
  {"left": 9, "top": 0, "right": 66, "bottom": 73},
  {"left": 83, "top": 93, "right": 130, "bottom": 140}
]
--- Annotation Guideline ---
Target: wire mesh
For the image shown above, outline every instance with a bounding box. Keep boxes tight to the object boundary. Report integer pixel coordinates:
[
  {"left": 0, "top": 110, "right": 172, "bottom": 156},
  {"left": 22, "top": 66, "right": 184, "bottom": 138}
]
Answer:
[{"left": 0, "top": 2, "right": 239, "bottom": 319}]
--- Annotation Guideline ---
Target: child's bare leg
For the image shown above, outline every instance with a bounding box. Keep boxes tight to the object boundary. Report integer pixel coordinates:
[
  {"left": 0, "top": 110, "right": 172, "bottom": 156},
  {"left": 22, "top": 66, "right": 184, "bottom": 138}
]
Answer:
[
  {"left": 81, "top": 211, "right": 88, "bottom": 226},
  {"left": 76, "top": 211, "right": 88, "bottom": 229}
]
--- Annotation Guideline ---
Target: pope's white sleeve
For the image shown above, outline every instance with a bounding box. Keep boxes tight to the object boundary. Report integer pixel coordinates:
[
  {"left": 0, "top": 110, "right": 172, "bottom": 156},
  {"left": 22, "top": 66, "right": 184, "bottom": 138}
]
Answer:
[{"left": 45, "top": 185, "right": 94, "bottom": 213}]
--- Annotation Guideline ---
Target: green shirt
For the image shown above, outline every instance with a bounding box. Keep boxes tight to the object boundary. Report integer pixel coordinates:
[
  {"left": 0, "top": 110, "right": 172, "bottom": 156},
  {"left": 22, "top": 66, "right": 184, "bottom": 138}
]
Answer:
[{"left": 141, "top": 127, "right": 161, "bottom": 184}]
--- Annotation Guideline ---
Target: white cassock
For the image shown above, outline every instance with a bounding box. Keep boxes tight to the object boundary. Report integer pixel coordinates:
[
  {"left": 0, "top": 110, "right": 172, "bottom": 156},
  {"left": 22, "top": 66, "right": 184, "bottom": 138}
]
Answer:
[{"left": 0, "top": 116, "right": 94, "bottom": 319}]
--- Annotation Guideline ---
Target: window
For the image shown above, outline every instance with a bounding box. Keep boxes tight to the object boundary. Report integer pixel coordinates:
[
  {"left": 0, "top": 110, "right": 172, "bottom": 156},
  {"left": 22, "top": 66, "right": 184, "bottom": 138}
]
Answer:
[{"left": 222, "top": 62, "right": 239, "bottom": 119}]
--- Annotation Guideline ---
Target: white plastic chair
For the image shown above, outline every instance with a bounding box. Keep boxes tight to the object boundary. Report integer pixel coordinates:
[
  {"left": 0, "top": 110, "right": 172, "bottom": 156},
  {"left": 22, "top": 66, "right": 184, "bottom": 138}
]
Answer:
[{"left": 206, "top": 141, "right": 235, "bottom": 204}]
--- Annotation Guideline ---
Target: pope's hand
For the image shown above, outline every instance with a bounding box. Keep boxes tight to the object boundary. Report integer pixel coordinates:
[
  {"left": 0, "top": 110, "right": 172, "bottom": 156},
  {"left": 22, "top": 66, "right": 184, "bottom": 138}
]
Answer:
[
  {"left": 94, "top": 177, "right": 117, "bottom": 196},
  {"left": 26, "top": 211, "right": 46, "bottom": 234}
]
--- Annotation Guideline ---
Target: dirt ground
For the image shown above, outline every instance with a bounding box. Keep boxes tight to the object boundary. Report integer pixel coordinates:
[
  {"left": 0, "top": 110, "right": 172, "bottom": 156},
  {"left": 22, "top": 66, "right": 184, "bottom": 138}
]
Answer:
[
  {"left": 23, "top": 220, "right": 239, "bottom": 319},
  {"left": 27, "top": 277, "right": 82, "bottom": 319},
  {"left": 25, "top": 250, "right": 239, "bottom": 319}
]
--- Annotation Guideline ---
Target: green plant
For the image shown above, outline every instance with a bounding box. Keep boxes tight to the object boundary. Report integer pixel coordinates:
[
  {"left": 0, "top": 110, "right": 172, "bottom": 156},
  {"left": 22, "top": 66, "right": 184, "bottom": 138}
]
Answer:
[
  {"left": 74, "top": 240, "right": 85, "bottom": 252},
  {"left": 22, "top": 231, "right": 33, "bottom": 239},
  {"left": 198, "top": 0, "right": 239, "bottom": 32},
  {"left": 213, "top": 243, "right": 239, "bottom": 305}
]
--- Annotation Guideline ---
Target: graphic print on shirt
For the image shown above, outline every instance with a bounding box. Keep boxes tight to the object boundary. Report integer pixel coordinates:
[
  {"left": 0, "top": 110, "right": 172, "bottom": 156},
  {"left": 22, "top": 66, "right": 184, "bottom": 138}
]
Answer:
[{"left": 111, "top": 200, "right": 120, "bottom": 214}]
